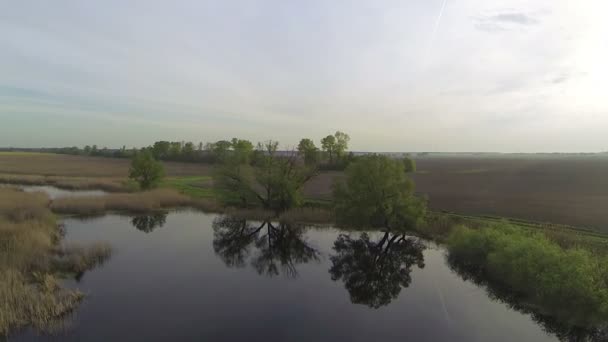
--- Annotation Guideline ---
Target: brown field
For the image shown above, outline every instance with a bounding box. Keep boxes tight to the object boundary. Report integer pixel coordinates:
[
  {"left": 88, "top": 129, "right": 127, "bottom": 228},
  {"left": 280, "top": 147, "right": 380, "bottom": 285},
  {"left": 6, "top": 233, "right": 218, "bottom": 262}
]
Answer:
[
  {"left": 0, "top": 153, "right": 212, "bottom": 177},
  {"left": 304, "top": 155, "right": 608, "bottom": 233},
  {"left": 2, "top": 152, "right": 608, "bottom": 233}
]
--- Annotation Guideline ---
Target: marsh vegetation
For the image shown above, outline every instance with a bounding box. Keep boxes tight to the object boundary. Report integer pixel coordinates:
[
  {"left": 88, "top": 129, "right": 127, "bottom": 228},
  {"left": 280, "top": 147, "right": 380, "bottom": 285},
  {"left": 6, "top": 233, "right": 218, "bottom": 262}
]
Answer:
[{"left": 0, "top": 188, "right": 111, "bottom": 335}]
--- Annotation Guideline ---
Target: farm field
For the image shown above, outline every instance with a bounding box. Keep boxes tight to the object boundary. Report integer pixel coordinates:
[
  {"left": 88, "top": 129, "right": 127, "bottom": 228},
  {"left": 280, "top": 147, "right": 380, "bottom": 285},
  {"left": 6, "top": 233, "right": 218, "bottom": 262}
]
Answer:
[
  {"left": 303, "top": 155, "right": 608, "bottom": 233},
  {"left": 0, "top": 152, "right": 212, "bottom": 177},
  {"left": 2, "top": 152, "right": 608, "bottom": 233}
]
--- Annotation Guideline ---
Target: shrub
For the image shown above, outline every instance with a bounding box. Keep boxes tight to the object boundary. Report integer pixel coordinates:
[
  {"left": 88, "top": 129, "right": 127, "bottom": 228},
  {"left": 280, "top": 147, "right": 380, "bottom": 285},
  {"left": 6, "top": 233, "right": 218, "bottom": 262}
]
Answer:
[
  {"left": 129, "top": 150, "right": 165, "bottom": 190},
  {"left": 447, "top": 224, "right": 608, "bottom": 325}
]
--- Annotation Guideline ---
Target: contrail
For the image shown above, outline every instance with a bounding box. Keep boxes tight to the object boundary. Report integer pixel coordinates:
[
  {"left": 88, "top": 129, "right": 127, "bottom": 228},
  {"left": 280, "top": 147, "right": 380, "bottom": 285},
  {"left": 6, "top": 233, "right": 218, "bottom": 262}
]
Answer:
[
  {"left": 423, "top": 0, "right": 448, "bottom": 69},
  {"left": 431, "top": 0, "right": 448, "bottom": 44}
]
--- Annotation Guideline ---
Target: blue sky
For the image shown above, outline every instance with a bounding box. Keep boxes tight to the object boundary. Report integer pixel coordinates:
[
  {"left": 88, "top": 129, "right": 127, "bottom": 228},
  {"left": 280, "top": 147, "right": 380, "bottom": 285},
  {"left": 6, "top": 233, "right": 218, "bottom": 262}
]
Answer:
[{"left": 1, "top": 0, "right": 607, "bottom": 152}]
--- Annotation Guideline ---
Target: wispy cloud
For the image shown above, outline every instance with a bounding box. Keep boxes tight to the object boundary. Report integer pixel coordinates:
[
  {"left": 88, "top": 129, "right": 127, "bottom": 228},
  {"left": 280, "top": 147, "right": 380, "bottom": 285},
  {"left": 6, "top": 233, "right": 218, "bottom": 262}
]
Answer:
[{"left": 474, "top": 10, "right": 539, "bottom": 32}]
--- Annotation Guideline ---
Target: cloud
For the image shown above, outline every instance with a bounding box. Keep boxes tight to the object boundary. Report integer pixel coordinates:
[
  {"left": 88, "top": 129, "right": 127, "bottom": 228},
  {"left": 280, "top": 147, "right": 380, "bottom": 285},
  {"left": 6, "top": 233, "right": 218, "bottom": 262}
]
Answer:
[{"left": 474, "top": 11, "right": 539, "bottom": 32}]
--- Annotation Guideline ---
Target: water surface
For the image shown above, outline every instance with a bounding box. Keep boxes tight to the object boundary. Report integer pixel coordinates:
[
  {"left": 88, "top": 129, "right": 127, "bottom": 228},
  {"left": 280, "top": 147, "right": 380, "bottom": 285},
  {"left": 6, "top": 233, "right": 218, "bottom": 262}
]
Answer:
[{"left": 9, "top": 210, "right": 565, "bottom": 342}]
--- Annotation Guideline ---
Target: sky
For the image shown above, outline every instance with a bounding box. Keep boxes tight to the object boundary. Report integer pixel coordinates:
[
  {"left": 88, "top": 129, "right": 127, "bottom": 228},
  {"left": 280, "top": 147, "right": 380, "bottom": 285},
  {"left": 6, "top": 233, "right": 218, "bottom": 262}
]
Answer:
[{"left": 1, "top": 0, "right": 607, "bottom": 152}]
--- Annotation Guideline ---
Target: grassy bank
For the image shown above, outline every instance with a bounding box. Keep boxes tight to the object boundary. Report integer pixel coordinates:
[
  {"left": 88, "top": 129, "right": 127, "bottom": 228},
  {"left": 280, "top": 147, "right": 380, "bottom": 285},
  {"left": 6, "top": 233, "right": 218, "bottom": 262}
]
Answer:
[
  {"left": 446, "top": 223, "right": 608, "bottom": 327},
  {"left": 0, "top": 188, "right": 111, "bottom": 336},
  {"left": 160, "top": 176, "right": 214, "bottom": 198}
]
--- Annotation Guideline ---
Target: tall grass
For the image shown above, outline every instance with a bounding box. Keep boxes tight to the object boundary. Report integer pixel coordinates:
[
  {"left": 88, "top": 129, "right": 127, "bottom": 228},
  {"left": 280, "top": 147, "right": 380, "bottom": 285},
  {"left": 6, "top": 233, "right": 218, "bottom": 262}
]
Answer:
[
  {"left": 0, "top": 188, "right": 111, "bottom": 335},
  {"left": 446, "top": 223, "right": 608, "bottom": 326},
  {"left": 50, "top": 188, "right": 193, "bottom": 215},
  {"left": 0, "top": 173, "right": 127, "bottom": 192}
]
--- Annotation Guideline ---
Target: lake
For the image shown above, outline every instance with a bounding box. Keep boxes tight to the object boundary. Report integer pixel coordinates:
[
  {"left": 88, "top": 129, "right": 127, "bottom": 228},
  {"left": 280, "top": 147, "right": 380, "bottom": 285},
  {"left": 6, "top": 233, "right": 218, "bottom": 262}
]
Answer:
[{"left": 8, "top": 206, "right": 571, "bottom": 342}]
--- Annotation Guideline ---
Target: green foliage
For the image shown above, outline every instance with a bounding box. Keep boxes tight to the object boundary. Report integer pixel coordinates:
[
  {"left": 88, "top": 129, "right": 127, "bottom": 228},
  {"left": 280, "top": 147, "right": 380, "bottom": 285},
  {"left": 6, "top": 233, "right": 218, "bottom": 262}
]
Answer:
[
  {"left": 447, "top": 224, "right": 608, "bottom": 325},
  {"left": 151, "top": 141, "right": 171, "bottom": 159},
  {"left": 214, "top": 140, "right": 316, "bottom": 212},
  {"left": 128, "top": 150, "right": 165, "bottom": 190},
  {"left": 333, "top": 154, "right": 426, "bottom": 232},
  {"left": 297, "top": 138, "right": 319, "bottom": 166},
  {"left": 230, "top": 138, "right": 254, "bottom": 164},
  {"left": 403, "top": 157, "right": 416, "bottom": 173},
  {"left": 334, "top": 131, "right": 350, "bottom": 159},
  {"left": 320, "top": 131, "right": 351, "bottom": 168},
  {"left": 321, "top": 135, "right": 337, "bottom": 163}
]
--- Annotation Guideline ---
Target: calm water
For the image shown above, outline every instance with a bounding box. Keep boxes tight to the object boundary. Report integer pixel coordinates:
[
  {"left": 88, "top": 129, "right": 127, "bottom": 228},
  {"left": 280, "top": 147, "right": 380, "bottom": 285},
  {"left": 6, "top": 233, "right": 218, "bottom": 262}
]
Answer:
[{"left": 9, "top": 210, "right": 566, "bottom": 342}]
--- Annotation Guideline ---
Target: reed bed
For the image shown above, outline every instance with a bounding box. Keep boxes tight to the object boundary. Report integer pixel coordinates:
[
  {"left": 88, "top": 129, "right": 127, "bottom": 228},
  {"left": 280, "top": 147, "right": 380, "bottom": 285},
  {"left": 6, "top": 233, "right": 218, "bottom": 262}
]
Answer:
[
  {"left": 0, "top": 188, "right": 112, "bottom": 336},
  {"left": 50, "top": 188, "right": 197, "bottom": 215},
  {"left": 0, "top": 173, "right": 127, "bottom": 192}
]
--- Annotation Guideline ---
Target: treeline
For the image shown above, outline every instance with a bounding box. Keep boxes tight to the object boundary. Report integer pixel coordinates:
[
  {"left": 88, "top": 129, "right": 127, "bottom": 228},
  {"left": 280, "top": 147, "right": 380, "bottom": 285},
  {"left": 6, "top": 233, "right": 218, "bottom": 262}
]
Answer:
[{"left": 44, "top": 131, "right": 357, "bottom": 170}]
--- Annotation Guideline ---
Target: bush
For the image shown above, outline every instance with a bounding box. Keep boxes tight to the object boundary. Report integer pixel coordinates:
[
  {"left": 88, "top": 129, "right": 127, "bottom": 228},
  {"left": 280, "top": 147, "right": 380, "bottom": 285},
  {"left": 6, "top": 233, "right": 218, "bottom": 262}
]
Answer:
[
  {"left": 447, "top": 224, "right": 608, "bottom": 325},
  {"left": 129, "top": 150, "right": 165, "bottom": 190}
]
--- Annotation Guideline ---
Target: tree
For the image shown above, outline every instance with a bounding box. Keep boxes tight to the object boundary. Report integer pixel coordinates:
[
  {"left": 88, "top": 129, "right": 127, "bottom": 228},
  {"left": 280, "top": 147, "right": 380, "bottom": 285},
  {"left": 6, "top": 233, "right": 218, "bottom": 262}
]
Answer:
[
  {"left": 297, "top": 138, "right": 319, "bottom": 166},
  {"left": 231, "top": 138, "right": 254, "bottom": 164},
  {"left": 321, "top": 135, "right": 336, "bottom": 163},
  {"left": 212, "top": 140, "right": 232, "bottom": 161},
  {"left": 333, "top": 154, "right": 426, "bottom": 232},
  {"left": 129, "top": 149, "right": 165, "bottom": 190},
  {"left": 329, "top": 232, "right": 425, "bottom": 308},
  {"left": 214, "top": 140, "right": 316, "bottom": 212},
  {"left": 334, "top": 131, "right": 350, "bottom": 160},
  {"left": 182, "top": 141, "right": 195, "bottom": 160},
  {"left": 152, "top": 141, "right": 171, "bottom": 159},
  {"left": 403, "top": 157, "right": 416, "bottom": 173},
  {"left": 168, "top": 142, "right": 182, "bottom": 159}
]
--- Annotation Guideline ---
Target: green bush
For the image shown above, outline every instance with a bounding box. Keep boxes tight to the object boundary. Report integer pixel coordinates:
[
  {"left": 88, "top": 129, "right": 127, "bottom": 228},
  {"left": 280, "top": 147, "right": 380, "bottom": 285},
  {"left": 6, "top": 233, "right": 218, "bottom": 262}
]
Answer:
[{"left": 447, "top": 224, "right": 608, "bottom": 325}]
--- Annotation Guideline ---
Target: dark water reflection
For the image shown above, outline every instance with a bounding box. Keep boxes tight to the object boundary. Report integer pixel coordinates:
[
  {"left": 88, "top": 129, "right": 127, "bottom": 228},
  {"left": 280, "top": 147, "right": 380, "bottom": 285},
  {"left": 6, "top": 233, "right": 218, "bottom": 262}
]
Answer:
[
  {"left": 9, "top": 211, "right": 602, "bottom": 342},
  {"left": 330, "top": 232, "right": 425, "bottom": 309},
  {"left": 131, "top": 212, "right": 168, "bottom": 233},
  {"left": 213, "top": 217, "right": 319, "bottom": 277}
]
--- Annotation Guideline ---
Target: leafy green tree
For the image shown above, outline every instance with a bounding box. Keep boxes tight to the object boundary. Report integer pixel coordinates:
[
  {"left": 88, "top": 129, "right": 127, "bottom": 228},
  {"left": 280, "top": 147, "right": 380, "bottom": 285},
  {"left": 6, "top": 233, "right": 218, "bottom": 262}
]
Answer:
[
  {"left": 211, "top": 140, "right": 232, "bottom": 161},
  {"left": 231, "top": 138, "right": 254, "bottom": 164},
  {"left": 152, "top": 141, "right": 171, "bottom": 159},
  {"left": 334, "top": 131, "right": 350, "bottom": 160},
  {"left": 129, "top": 150, "right": 165, "bottom": 190},
  {"left": 403, "top": 157, "right": 416, "bottom": 173},
  {"left": 333, "top": 154, "right": 426, "bottom": 232},
  {"left": 83, "top": 145, "right": 92, "bottom": 155},
  {"left": 214, "top": 140, "right": 316, "bottom": 212},
  {"left": 182, "top": 141, "right": 195, "bottom": 159},
  {"left": 297, "top": 138, "right": 319, "bottom": 166},
  {"left": 168, "top": 142, "right": 182, "bottom": 158},
  {"left": 321, "top": 135, "right": 336, "bottom": 163}
]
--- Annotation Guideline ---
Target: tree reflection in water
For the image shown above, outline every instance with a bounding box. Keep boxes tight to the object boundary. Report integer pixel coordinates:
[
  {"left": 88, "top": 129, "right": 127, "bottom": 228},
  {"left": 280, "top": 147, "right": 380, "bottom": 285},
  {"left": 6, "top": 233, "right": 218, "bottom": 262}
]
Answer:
[
  {"left": 329, "top": 232, "right": 425, "bottom": 309},
  {"left": 212, "top": 216, "right": 319, "bottom": 277},
  {"left": 130, "top": 212, "right": 167, "bottom": 233},
  {"left": 447, "top": 255, "right": 608, "bottom": 342}
]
